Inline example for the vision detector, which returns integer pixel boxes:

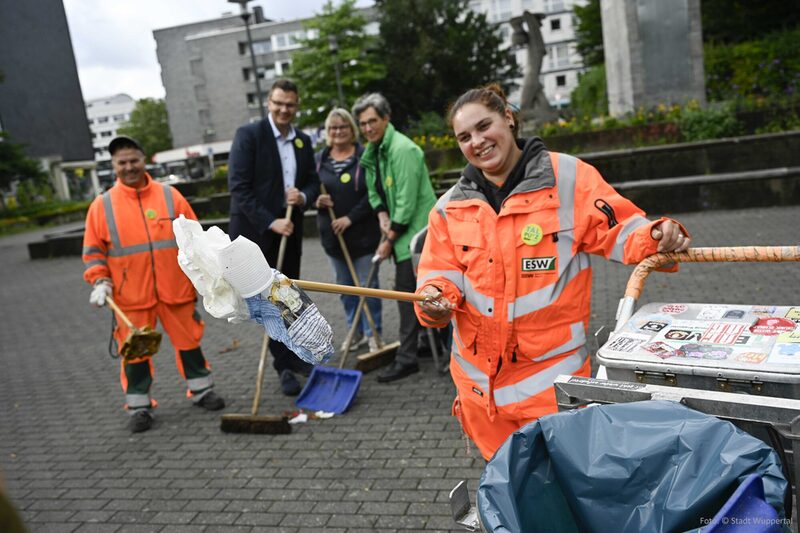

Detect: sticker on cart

[639,320,669,333]
[768,344,800,365]
[752,306,777,317]
[661,329,702,342]
[722,309,747,320]
[735,351,769,364]
[785,308,800,323]
[641,341,675,359]
[700,322,748,345]
[660,304,688,315]
[777,330,800,344]
[675,343,732,360]
[778,344,800,356]
[750,317,796,336]
[696,306,730,320]
[605,333,650,353]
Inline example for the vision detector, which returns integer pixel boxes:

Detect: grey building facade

[0,0,93,162]
[155,8,325,148]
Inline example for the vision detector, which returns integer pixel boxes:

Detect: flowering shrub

[412,134,458,150]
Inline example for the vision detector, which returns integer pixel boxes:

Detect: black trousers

[261,230,313,375]
[394,259,420,366]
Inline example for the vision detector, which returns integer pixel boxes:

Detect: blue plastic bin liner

[477,400,788,533]
[705,474,785,532]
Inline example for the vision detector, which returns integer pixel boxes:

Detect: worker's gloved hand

[90,279,112,307]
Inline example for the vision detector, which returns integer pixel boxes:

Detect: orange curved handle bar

[625,246,800,300]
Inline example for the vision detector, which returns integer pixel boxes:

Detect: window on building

[274,31,305,51]
[247,92,269,107]
[195,85,208,102]
[100,131,113,137]
[97,116,109,123]
[550,18,561,31]
[250,39,272,55]
[190,58,203,76]
[544,0,565,13]
[112,114,126,121]
[556,74,567,87]
[547,44,570,69]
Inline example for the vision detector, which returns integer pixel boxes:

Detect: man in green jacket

[353,93,437,383]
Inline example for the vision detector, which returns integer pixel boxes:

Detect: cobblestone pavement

[1,205,799,532]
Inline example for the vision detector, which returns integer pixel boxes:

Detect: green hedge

[705,27,800,102]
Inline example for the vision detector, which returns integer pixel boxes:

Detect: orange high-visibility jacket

[82,174,197,310]
[415,150,686,422]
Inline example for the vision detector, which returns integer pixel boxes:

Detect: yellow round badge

[145,208,157,220]
[385,176,393,188]
[340,172,351,184]
[521,223,543,246]
[294,138,304,149]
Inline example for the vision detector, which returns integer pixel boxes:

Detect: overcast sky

[62,0,373,102]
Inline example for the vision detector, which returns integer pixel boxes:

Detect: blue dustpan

[295,366,362,414]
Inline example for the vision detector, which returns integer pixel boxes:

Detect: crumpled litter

[173,216,334,365]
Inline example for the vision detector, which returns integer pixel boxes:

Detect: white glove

[217,236,275,298]
[90,280,112,307]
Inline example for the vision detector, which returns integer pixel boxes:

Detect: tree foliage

[705,27,800,101]
[289,0,386,127]
[117,98,172,160]
[570,65,607,117]
[702,0,800,44]
[373,0,519,128]
[573,0,603,67]
[0,132,47,192]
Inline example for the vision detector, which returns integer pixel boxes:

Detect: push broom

[220,206,295,434]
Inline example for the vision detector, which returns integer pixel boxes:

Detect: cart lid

[597,303,800,377]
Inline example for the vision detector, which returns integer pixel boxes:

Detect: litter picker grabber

[220,205,295,434]
[106,297,162,360]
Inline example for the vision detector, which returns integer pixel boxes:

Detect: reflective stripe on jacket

[415,150,686,421]
[82,174,197,310]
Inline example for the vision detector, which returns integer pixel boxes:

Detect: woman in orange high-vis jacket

[414,86,691,460]
[83,136,225,433]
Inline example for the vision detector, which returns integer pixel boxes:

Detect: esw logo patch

[521,257,556,271]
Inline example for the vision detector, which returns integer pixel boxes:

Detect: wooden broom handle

[625,246,800,300]
[276,205,293,270]
[288,278,426,303]
[106,297,134,329]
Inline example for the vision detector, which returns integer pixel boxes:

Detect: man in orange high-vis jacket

[83,136,225,433]
[415,149,689,460]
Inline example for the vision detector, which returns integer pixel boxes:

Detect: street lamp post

[229,0,265,119]
[327,35,345,108]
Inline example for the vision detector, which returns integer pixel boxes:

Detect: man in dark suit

[227,79,320,396]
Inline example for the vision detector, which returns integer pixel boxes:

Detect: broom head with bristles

[120,327,162,361]
[219,413,292,434]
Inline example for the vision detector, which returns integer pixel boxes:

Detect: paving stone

[5,207,800,531]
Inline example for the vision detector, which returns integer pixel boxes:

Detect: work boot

[377,361,419,383]
[280,369,301,396]
[195,390,226,411]
[129,409,154,433]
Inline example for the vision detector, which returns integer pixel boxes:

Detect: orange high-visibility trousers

[455,357,591,461]
[114,300,210,409]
